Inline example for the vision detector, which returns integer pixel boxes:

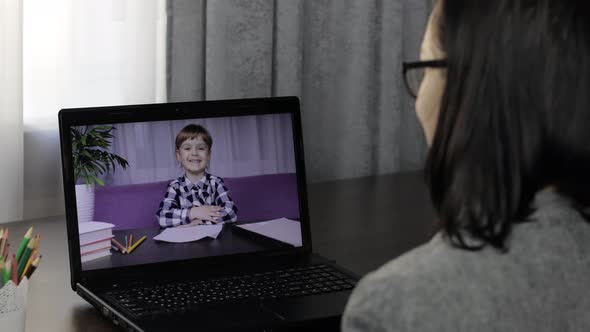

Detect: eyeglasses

[402,60,447,98]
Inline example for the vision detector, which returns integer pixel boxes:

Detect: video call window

[72,113,302,271]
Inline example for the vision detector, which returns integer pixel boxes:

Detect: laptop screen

[70,112,303,271]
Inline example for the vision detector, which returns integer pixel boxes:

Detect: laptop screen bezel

[58,97,312,289]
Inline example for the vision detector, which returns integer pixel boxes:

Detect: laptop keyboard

[105,264,357,317]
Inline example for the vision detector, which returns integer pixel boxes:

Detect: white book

[80,237,114,255]
[78,221,114,246]
[81,247,112,263]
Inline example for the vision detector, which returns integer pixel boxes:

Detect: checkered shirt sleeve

[213,177,238,223]
[156,179,192,228]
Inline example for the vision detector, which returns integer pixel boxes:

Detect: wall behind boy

[167,0,433,182]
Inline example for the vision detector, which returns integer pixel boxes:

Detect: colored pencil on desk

[125,235,128,250]
[25,255,41,280]
[15,226,33,262]
[17,236,35,278]
[127,236,146,254]
[20,250,37,281]
[128,234,133,251]
[111,238,127,254]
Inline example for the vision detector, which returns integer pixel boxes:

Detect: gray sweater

[342,191,590,332]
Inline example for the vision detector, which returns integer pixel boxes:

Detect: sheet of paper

[236,218,302,247]
[153,224,223,243]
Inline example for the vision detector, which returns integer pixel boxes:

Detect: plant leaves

[94,176,105,186]
[72,124,128,183]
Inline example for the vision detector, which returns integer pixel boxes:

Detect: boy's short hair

[175,124,212,151]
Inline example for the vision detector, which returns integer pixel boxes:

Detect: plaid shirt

[156,173,238,228]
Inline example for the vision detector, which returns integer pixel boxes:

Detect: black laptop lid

[58,97,312,289]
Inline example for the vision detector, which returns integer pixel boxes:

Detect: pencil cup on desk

[0,277,28,332]
[0,226,42,332]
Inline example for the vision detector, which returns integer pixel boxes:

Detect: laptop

[58,97,358,331]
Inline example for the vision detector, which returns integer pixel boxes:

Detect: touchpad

[178,302,282,328]
[264,292,350,320]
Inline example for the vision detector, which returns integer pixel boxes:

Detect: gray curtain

[167,0,433,182]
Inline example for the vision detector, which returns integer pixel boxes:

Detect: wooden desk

[3,171,435,331]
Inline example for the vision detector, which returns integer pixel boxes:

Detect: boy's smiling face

[176,135,211,179]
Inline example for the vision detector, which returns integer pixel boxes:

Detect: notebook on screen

[59,97,358,332]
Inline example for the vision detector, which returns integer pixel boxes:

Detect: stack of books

[79,222,114,263]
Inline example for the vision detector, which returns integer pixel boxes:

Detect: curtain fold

[167,0,433,182]
[0,0,24,224]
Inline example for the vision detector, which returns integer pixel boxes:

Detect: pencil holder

[0,278,28,332]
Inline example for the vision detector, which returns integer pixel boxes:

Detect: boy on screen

[156,124,238,228]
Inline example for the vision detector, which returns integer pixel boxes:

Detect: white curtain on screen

[21,0,167,220]
[0,0,24,224]
[101,114,297,186]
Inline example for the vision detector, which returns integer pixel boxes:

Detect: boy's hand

[189,206,224,223]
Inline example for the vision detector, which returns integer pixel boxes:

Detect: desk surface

[83,224,293,270]
[3,171,436,332]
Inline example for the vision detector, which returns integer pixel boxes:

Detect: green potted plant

[71,125,129,223]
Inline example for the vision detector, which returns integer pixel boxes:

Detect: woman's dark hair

[427,0,590,250]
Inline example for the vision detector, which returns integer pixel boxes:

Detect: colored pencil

[20,250,37,281]
[0,259,4,288]
[111,238,127,254]
[0,229,8,259]
[128,234,133,251]
[17,236,35,277]
[33,233,41,251]
[127,236,146,254]
[3,243,9,262]
[1,257,10,284]
[15,227,33,262]
[25,255,41,280]
[11,253,17,284]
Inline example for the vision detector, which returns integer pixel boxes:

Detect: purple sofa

[93,173,300,230]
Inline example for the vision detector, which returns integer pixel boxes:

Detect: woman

[342,0,590,331]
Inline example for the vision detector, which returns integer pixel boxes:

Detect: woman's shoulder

[358,233,483,285]
[342,234,505,331]
[346,191,590,305]
[342,193,590,331]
